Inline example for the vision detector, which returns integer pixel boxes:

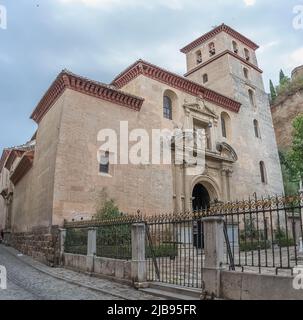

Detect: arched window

[243,68,249,79]
[253,119,260,138]
[163,96,172,120]
[203,73,208,83]
[248,89,255,107]
[196,50,202,64]
[232,41,238,54]
[209,42,216,56]
[244,48,250,61]
[259,161,267,184]
[99,151,109,174]
[221,112,231,139]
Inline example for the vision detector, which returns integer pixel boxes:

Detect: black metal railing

[145,213,205,289]
[96,223,132,260]
[64,227,88,255]
[211,194,303,274]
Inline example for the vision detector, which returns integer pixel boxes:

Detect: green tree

[279,69,286,84]
[95,188,121,220]
[286,115,303,184]
[269,79,277,102]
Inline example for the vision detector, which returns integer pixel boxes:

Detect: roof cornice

[30,70,145,124]
[111,60,241,113]
[10,151,35,185]
[180,24,259,54]
[0,149,11,173]
[5,149,26,171]
[184,50,263,77]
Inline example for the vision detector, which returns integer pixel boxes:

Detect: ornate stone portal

[172,98,238,213]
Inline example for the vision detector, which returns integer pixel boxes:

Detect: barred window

[163,96,172,120]
[99,151,109,174]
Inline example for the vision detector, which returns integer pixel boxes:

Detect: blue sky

[0,0,303,151]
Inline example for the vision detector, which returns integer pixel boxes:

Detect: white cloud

[258,40,279,53]
[58,0,189,10]
[287,47,303,69]
[243,0,256,6]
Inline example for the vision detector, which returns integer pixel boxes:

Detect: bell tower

[180,24,284,198]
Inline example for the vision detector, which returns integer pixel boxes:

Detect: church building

[0,24,284,234]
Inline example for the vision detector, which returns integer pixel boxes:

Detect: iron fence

[96,223,132,260]
[64,227,88,255]
[63,193,303,283]
[145,213,205,289]
[211,194,303,275]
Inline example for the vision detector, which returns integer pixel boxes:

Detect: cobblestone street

[0,245,160,300]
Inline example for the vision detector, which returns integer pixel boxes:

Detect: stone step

[140,288,199,300]
[140,283,202,300]
[150,282,202,298]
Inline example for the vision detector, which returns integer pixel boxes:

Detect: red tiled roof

[30,70,145,124]
[10,151,35,185]
[111,59,241,113]
[180,24,259,54]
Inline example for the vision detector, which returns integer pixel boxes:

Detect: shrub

[239,240,271,252]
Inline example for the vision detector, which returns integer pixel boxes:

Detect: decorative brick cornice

[5,149,26,171]
[10,151,35,185]
[184,50,263,77]
[112,60,241,113]
[180,23,259,54]
[0,149,11,173]
[30,70,145,124]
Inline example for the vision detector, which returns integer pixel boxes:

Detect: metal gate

[145,214,205,288]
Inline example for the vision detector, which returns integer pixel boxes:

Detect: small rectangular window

[99,151,109,174]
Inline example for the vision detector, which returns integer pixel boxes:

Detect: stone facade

[0,24,284,243]
[271,65,303,151]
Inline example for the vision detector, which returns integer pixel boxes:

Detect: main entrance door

[192,184,210,248]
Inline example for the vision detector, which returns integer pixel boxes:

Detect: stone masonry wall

[7,226,60,266]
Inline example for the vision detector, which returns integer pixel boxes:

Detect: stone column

[202,216,225,298]
[59,228,66,266]
[87,227,97,273]
[131,223,147,288]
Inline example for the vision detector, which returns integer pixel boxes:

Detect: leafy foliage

[285,115,303,182]
[279,150,300,195]
[95,188,121,220]
[269,79,277,101]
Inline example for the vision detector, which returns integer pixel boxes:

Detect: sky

[0,0,303,151]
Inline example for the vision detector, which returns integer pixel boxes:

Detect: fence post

[87,227,97,274]
[59,228,66,266]
[131,223,148,288]
[202,216,225,298]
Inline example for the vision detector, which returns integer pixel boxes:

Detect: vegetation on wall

[269,69,303,105]
[94,188,122,220]
[279,114,303,194]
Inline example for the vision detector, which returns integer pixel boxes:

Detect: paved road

[0,245,159,300]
